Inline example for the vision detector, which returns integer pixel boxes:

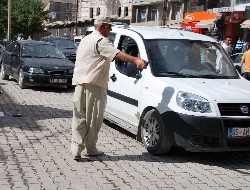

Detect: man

[216,36,232,74]
[235,37,243,53]
[71,16,147,160]
[222,36,233,56]
[239,49,250,80]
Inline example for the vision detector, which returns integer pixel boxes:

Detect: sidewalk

[1,79,250,190]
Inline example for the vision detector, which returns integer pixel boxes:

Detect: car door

[106,30,148,126]
[11,43,21,79]
[2,42,16,76]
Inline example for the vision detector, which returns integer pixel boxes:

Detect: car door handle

[110,74,117,82]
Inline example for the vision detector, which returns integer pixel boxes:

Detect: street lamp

[7,0,12,43]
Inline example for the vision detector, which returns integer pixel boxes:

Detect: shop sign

[211,7,235,13]
[181,23,201,34]
[184,11,216,23]
[224,12,243,24]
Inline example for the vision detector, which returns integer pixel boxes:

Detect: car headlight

[28,68,44,74]
[176,91,211,113]
[68,69,74,74]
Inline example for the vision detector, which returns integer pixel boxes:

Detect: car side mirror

[127,62,137,77]
[11,52,19,57]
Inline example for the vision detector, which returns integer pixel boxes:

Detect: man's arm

[115,51,147,69]
[239,58,245,68]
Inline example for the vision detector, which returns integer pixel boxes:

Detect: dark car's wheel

[141,109,172,155]
[1,63,9,80]
[18,69,27,89]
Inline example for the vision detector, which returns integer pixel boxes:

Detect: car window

[146,39,239,78]
[51,38,77,49]
[115,35,138,77]
[85,30,116,44]
[6,42,17,53]
[234,54,243,63]
[22,44,66,58]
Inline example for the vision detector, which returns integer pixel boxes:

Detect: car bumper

[161,111,250,152]
[23,73,73,86]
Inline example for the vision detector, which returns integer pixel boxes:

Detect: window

[90,8,93,18]
[96,7,100,16]
[140,10,146,22]
[151,9,157,21]
[116,36,139,77]
[124,7,128,17]
[117,7,121,17]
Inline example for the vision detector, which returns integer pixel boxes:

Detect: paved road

[1,78,250,190]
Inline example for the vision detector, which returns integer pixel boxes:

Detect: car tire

[1,63,9,80]
[141,109,172,155]
[18,69,27,89]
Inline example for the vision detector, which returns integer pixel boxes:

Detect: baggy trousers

[71,83,107,155]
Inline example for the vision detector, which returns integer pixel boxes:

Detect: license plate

[228,128,250,137]
[49,79,67,83]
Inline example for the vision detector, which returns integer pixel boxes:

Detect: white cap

[94,16,112,25]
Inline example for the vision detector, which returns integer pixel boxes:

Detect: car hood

[59,48,76,54]
[22,57,74,69]
[159,78,250,101]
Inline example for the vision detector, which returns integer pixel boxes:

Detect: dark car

[230,53,244,75]
[0,40,74,89]
[40,36,77,62]
[0,43,5,60]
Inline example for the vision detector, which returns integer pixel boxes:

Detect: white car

[88,25,250,155]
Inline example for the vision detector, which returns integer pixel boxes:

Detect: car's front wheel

[1,63,9,80]
[141,109,172,155]
[18,69,27,89]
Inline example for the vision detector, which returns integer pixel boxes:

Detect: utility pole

[162,0,168,26]
[7,0,11,43]
[75,0,78,36]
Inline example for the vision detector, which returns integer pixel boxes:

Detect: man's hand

[135,54,148,69]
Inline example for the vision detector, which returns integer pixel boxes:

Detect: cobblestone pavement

[1,78,250,190]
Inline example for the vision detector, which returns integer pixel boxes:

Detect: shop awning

[241,20,250,29]
[166,20,183,28]
[195,19,215,29]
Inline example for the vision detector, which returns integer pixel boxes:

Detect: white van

[87,25,250,155]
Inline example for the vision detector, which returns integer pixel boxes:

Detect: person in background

[71,16,147,161]
[222,36,233,56]
[239,49,250,80]
[216,36,233,74]
[242,39,249,53]
[235,37,243,53]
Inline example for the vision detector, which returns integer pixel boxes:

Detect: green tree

[0,0,48,40]
[12,0,48,39]
[0,0,8,40]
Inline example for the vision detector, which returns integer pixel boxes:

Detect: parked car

[0,40,74,89]
[0,43,5,60]
[40,36,77,62]
[96,24,250,155]
[230,53,244,75]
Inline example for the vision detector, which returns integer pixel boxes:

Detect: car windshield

[146,39,239,79]
[21,44,66,59]
[51,38,77,49]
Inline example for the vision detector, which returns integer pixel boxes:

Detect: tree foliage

[0,0,48,40]
[0,0,8,40]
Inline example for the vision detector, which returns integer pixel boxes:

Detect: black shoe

[74,155,81,161]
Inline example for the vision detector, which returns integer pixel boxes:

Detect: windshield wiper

[157,72,199,78]
[198,74,233,79]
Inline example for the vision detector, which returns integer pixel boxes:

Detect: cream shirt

[72,30,120,89]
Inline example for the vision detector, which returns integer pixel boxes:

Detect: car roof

[17,40,53,45]
[86,25,217,42]
[125,26,217,42]
[42,36,71,40]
